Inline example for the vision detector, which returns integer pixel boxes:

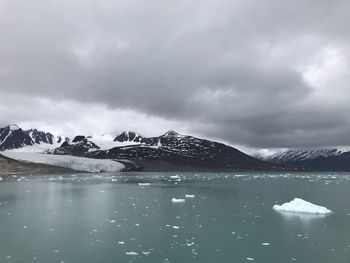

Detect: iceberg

[273,198,332,214]
[171,198,185,203]
[2,151,125,173]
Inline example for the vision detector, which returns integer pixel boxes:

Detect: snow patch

[273,198,332,214]
[89,135,140,150]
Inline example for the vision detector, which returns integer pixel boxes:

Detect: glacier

[2,151,125,173]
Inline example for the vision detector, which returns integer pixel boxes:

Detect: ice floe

[185,194,195,198]
[171,198,185,203]
[273,198,332,214]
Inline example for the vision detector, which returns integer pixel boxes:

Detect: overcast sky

[0,0,349,151]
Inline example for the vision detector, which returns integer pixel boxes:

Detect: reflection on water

[0,172,350,263]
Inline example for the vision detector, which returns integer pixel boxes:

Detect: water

[1,172,350,263]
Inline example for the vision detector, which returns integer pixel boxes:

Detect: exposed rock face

[28,129,54,144]
[49,135,100,156]
[0,125,34,151]
[114,131,143,143]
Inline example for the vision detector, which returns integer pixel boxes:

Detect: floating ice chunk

[171,198,185,203]
[126,252,138,256]
[261,243,270,246]
[118,241,125,244]
[172,226,179,229]
[138,183,151,186]
[273,198,332,214]
[246,258,255,261]
[185,194,195,198]
[170,175,181,179]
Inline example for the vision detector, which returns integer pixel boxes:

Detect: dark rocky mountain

[114,131,143,142]
[28,129,54,144]
[51,130,278,171]
[49,135,100,156]
[57,136,70,144]
[0,125,34,151]
[0,124,60,151]
[259,148,350,171]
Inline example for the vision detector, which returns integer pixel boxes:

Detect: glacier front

[2,151,125,173]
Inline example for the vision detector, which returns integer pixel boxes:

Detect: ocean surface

[0,172,350,263]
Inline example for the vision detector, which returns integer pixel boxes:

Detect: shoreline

[0,153,80,177]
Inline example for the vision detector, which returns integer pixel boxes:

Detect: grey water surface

[0,172,350,263]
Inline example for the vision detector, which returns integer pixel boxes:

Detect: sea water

[0,172,350,263]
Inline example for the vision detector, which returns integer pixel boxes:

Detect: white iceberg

[273,198,332,214]
[2,151,125,173]
[185,194,195,198]
[171,198,185,203]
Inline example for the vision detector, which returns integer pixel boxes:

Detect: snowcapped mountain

[114,131,143,142]
[51,130,276,171]
[0,124,65,151]
[0,125,34,151]
[49,135,100,156]
[28,129,55,144]
[260,148,350,171]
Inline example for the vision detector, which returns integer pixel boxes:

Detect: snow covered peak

[8,124,20,131]
[161,130,181,137]
[114,131,142,142]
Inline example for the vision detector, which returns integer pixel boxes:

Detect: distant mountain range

[259,148,350,171]
[1,124,350,171]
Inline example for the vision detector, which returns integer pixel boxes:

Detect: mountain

[49,135,100,156]
[260,148,350,171]
[0,125,34,151]
[0,124,62,151]
[114,131,143,143]
[28,129,55,144]
[51,130,277,171]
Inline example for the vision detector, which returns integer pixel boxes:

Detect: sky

[0,0,349,152]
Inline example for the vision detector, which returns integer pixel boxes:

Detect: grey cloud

[0,0,350,148]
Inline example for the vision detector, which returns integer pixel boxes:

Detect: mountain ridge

[259,147,350,171]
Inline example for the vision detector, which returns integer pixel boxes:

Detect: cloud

[0,94,189,137]
[0,0,349,149]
